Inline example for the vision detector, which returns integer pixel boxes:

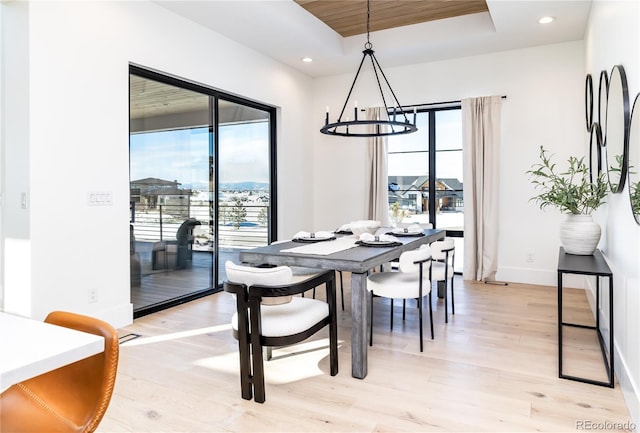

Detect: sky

[129,122,270,188]
[388,109,463,182]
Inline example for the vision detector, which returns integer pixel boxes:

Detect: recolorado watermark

[576,419,636,431]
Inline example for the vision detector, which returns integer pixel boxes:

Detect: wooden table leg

[350,271,368,379]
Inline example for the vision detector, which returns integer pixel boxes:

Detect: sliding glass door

[129,67,276,317]
[217,100,273,287]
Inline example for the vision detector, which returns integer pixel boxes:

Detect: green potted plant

[631,180,640,220]
[527,146,608,255]
[389,201,408,227]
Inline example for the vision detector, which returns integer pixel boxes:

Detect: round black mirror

[604,65,630,193]
[598,70,609,136]
[628,94,640,224]
[585,74,593,131]
[590,122,603,184]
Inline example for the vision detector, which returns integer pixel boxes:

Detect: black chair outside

[152,218,201,270]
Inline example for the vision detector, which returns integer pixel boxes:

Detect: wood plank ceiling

[294,0,489,37]
[129,75,209,120]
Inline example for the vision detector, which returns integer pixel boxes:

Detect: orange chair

[0,311,119,433]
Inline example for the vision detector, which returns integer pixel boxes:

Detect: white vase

[559,214,601,255]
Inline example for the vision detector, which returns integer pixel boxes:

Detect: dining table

[238,227,445,379]
[0,312,105,392]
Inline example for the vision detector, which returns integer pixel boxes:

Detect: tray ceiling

[153,0,593,77]
[294,0,489,37]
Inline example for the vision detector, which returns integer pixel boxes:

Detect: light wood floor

[100,276,633,432]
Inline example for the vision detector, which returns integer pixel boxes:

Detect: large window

[129,66,276,317]
[388,107,463,271]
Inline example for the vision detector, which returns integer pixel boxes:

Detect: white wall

[312,41,586,287]
[585,0,640,424]
[1,1,316,327]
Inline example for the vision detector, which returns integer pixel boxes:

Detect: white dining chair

[366,246,434,352]
[382,222,433,272]
[428,238,456,323]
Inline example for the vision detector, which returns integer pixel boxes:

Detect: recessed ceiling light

[301,57,313,63]
[538,16,555,24]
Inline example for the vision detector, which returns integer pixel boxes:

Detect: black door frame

[129,64,277,317]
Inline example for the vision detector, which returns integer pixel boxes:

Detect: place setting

[356,233,402,247]
[292,231,336,243]
[385,223,425,237]
[335,220,381,236]
[334,225,353,235]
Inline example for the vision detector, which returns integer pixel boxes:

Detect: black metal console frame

[557,247,614,387]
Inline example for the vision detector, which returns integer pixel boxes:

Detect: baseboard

[94,302,133,329]
[617,350,640,429]
[496,266,586,288]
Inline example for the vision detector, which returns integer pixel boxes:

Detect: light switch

[88,191,113,206]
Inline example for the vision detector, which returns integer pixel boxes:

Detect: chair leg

[330,282,339,376]
[390,298,394,330]
[251,337,266,403]
[324,276,338,376]
[249,304,266,403]
[429,292,434,339]
[451,276,455,315]
[402,299,406,320]
[238,339,252,400]
[418,296,424,352]
[369,291,374,347]
[265,347,273,361]
[339,271,344,311]
[444,279,449,324]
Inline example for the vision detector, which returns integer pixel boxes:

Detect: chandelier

[320,0,418,138]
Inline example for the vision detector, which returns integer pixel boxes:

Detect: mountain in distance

[220,182,269,191]
[181,181,269,191]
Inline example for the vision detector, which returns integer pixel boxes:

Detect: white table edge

[0,312,105,392]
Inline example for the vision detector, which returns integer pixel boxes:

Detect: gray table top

[239,229,445,274]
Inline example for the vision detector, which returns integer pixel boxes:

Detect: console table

[557,247,614,387]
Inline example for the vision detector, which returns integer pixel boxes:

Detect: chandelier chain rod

[368,54,392,127]
[370,52,412,124]
[366,0,371,46]
[336,51,369,122]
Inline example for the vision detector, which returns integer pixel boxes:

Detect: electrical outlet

[88,287,98,303]
[526,252,535,263]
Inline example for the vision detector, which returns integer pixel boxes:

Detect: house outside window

[388,107,463,272]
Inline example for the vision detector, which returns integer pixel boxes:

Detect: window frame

[388,105,462,236]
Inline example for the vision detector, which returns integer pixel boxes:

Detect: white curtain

[462,96,502,281]
[365,107,392,226]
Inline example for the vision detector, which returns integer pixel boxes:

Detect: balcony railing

[131,201,269,250]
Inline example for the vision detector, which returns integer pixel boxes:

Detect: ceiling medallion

[320,0,417,138]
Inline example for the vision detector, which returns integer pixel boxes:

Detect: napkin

[391,223,423,234]
[337,223,352,232]
[359,233,399,243]
[293,230,334,239]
